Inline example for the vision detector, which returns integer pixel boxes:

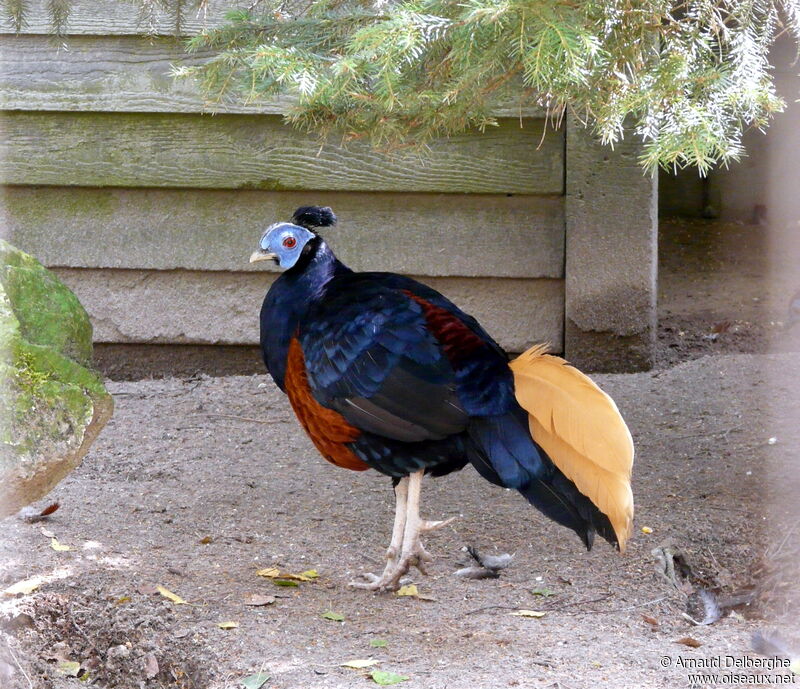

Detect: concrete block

[53,268,564,354]
[565,116,657,371]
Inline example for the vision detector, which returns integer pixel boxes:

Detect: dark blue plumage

[256,211,617,550]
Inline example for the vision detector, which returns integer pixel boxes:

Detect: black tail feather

[467,408,618,550]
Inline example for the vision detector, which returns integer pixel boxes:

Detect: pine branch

[3,0,798,170]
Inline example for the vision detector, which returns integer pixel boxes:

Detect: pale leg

[350,478,408,589]
[382,478,409,575]
[393,469,455,579]
[351,470,454,592]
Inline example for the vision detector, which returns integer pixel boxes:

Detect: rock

[107,644,130,659]
[0,239,113,517]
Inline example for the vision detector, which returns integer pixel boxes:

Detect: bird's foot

[349,535,437,591]
[349,571,403,592]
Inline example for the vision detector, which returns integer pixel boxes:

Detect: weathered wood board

[0,0,240,35]
[0,35,545,118]
[2,187,564,279]
[0,111,564,194]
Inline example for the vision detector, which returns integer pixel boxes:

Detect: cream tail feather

[509,344,634,551]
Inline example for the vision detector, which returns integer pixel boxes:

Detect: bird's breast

[284,337,371,472]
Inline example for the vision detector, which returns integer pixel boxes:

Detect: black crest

[291,206,337,231]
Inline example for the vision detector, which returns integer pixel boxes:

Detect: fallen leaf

[199,536,213,545]
[321,611,344,622]
[371,670,409,685]
[243,594,276,607]
[115,596,131,605]
[241,671,270,689]
[642,614,659,627]
[256,566,318,582]
[51,537,71,552]
[281,572,317,582]
[57,660,81,677]
[530,588,554,597]
[144,653,159,679]
[272,579,299,587]
[341,658,380,669]
[509,610,546,618]
[641,526,654,534]
[676,637,702,648]
[370,639,388,648]
[218,621,239,630]
[156,586,187,605]
[4,577,41,596]
[393,584,435,601]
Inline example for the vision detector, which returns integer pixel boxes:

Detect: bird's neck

[287,238,347,300]
[260,238,349,390]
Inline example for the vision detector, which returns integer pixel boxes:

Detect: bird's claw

[348,570,405,592]
[419,516,456,533]
[349,539,433,591]
[349,572,384,590]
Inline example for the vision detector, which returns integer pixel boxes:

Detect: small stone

[144,653,159,679]
[107,644,130,659]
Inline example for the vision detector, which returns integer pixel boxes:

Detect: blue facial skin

[251,222,317,270]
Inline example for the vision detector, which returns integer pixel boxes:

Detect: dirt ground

[2,219,800,689]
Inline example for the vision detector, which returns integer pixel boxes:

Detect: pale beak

[250,250,277,264]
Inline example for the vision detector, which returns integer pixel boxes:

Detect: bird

[250,206,634,591]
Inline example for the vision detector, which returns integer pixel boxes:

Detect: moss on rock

[0,239,93,366]
[1,240,113,517]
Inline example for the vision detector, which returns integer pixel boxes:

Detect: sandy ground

[2,219,800,689]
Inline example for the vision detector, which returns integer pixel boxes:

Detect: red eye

[282,236,297,249]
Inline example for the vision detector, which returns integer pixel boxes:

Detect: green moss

[13,347,52,397]
[17,339,107,401]
[0,238,93,366]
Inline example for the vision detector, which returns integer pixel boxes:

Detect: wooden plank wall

[0,1,567,354]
